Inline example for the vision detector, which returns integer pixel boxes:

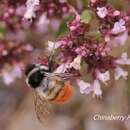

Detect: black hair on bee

[25,64,49,89]
[25,44,55,89]
[25,64,36,76]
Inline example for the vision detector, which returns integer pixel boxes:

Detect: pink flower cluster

[0,2,27,31]
[24,0,70,21]
[51,11,130,96]
[90,0,130,46]
[0,2,19,30]
[0,40,33,85]
[23,0,75,33]
[24,0,40,21]
[1,0,130,93]
[40,0,70,18]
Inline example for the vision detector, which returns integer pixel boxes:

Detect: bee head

[25,63,48,89]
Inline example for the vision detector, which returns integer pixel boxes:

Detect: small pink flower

[16,6,26,16]
[97,71,110,84]
[111,31,128,47]
[97,7,108,18]
[77,79,93,94]
[2,65,22,86]
[114,67,128,80]
[54,63,69,73]
[24,44,33,51]
[124,16,129,21]
[75,46,87,57]
[92,80,102,96]
[91,0,97,3]
[115,52,130,65]
[24,8,36,20]
[26,0,40,7]
[3,71,14,86]
[24,0,40,20]
[50,18,60,31]
[48,41,55,51]
[113,10,120,16]
[68,15,81,31]
[69,55,82,70]
[77,79,102,96]
[70,26,77,31]
[59,0,67,3]
[36,13,50,32]
[55,55,82,72]
[105,36,110,42]
[111,19,126,34]
[75,15,81,22]
[48,41,60,51]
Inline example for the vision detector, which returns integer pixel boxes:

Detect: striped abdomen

[36,77,73,104]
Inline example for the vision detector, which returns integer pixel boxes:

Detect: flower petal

[111,31,128,47]
[115,52,130,65]
[2,65,22,86]
[24,0,40,20]
[36,13,50,31]
[97,71,110,84]
[114,67,128,80]
[93,80,102,96]
[48,41,61,51]
[77,79,92,94]
[24,8,36,20]
[111,19,126,34]
[54,63,69,73]
[69,55,82,70]
[97,7,108,18]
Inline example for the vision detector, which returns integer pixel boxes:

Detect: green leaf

[56,16,74,37]
[81,0,88,7]
[87,30,102,41]
[56,21,69,37]
[0,23,6,34]
[0,23,6,39]
[81,10,92,24]
[108,0,123,9]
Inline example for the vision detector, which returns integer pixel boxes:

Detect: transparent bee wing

[44,72,76,80]
[53,73,74,80]
[54,73,76,79]
[33,90,53,124]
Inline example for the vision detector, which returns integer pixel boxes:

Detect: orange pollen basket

[52,82,73,104]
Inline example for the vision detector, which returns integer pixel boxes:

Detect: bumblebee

[25,58,74,123]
